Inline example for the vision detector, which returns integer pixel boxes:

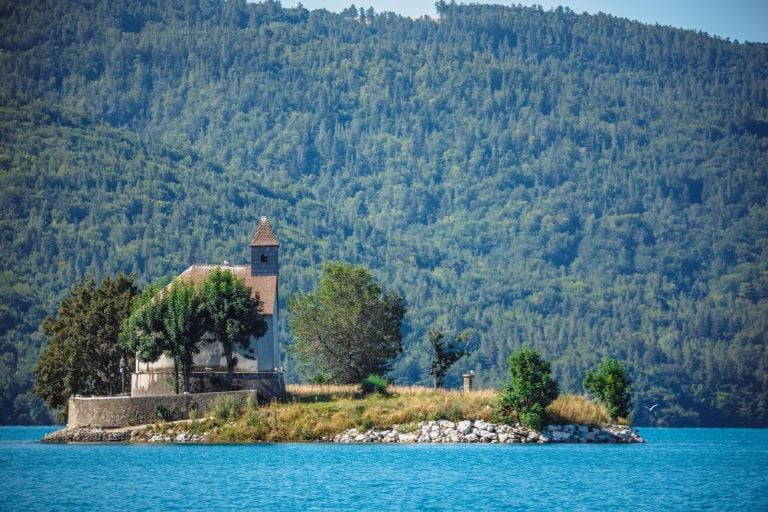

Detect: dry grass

[286,383,359,402]
[208,386,497,442]
[197,385,613,442]
[546,394,609,425]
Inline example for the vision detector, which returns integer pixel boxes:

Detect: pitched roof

[250,216,279,247]
[177,265,277,315]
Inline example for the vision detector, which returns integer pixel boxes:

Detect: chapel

[130,216,285,399]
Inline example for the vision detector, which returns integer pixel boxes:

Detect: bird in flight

[643,403,659,412]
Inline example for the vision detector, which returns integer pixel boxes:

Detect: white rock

[457,420,473,434]
[480,430,496,440]
[399,432,417,443]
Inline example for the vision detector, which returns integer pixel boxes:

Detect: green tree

[119,282,167,369]
[288,262,405,384]
[428,329,471,389]
[583,358,632,422]
[493,348,559,431]
[163,279,208,393]
[198,268,267,390]
[34,273,137,419]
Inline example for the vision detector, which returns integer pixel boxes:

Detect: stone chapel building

[130,216,285,400]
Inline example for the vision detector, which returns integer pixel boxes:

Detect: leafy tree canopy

[493,348,559,432]
[584,358,632,421]
[288,262,405,384]
[198,268,267,389]
[120,278,208,394]
[34,273,137,419]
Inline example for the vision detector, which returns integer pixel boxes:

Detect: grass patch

[286,383,359,403]
[207,386,496,442]
[546,394,609,426]
[211,394,243,422]
[150,387,615,442]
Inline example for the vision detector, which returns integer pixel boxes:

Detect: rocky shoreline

[43,419,642,444]
[333,420,642,444]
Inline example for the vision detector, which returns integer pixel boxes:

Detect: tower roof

[250,216,279,247]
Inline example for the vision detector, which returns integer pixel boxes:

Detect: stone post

[462,372,475,392]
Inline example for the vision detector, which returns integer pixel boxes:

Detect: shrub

[212,395,242,421]
[583,358,632,422]
[155,405,174,422]
[493,348,559,432]
[360,374,388,396]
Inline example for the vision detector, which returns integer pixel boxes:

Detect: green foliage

[121,270,264,393]
[211,395,242,422]
[120,279,205,394]
[361,374,389,396]
[198,268,267,389]
[154,405,175,422]
[0,1,766,425]
[494,348,559,432]
[33,273,137,417]
[584,359,632,421]
[428,330,471,389]
[288,262,405,384]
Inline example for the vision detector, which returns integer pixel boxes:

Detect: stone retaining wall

[67,390,258,428]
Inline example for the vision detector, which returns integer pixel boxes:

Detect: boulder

[457,420,473,435]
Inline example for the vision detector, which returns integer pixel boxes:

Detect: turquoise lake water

[1,427,767,511]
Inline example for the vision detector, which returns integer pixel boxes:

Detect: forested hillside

[1,0,766,426]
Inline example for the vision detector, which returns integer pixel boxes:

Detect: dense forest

[1,0,766,426]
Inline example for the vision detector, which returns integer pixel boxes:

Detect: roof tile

[177,265,277,315]
[250,216,279,247]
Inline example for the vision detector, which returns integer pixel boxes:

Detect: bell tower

[250,216,279,276]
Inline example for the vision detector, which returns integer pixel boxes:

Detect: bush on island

[361,374,389,396]
[493,348,559,432]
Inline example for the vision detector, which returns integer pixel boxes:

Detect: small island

[44,384,642,444]
[38,218,641,445]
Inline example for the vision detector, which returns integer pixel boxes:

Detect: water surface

[1,427,766,511]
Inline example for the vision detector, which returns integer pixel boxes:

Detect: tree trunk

[224,347,234,390]
[172,356,180,394]
[183,365,190,393]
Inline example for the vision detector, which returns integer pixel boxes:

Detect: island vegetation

[288,262,405,383]
[195,384,616,443]
[1,0,767,427]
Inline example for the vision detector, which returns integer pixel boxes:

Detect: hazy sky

[285,1,768,43]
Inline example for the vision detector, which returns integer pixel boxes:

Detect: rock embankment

[43,425,209,444]
[44,420,642,444]
[43,427,132,443]
[333,420,643,444]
